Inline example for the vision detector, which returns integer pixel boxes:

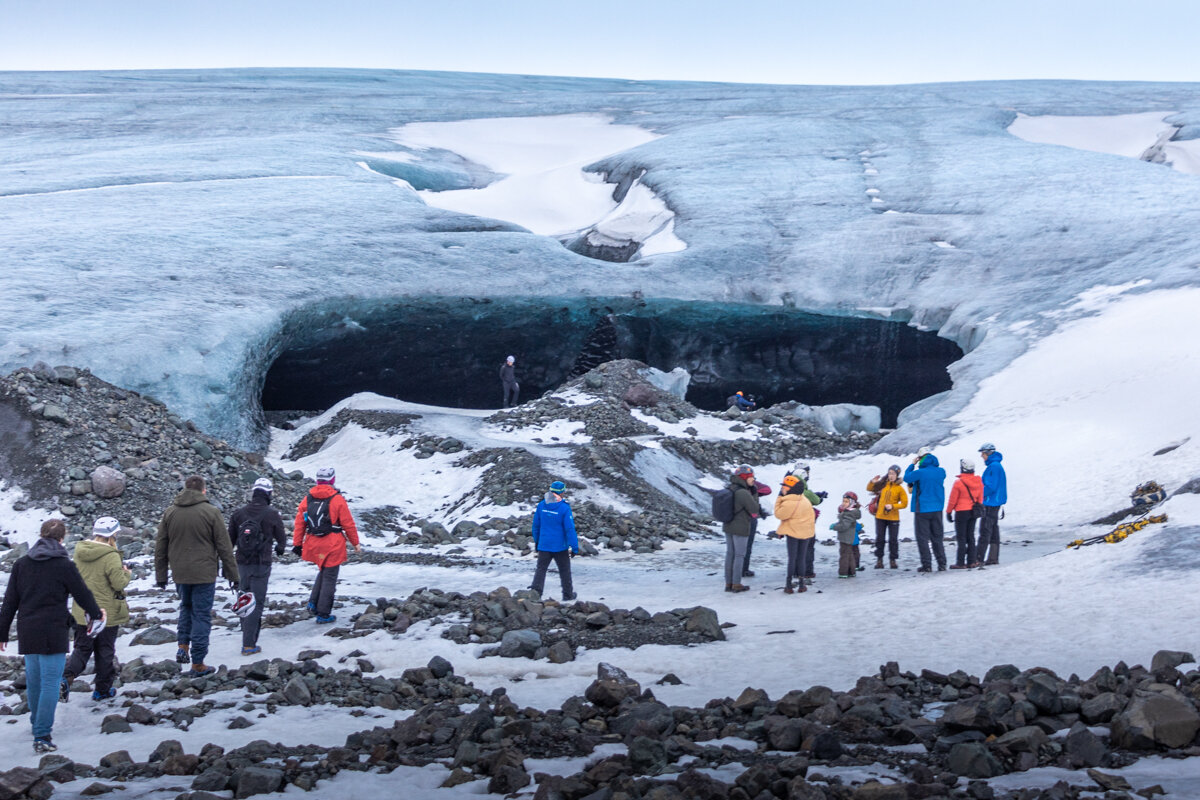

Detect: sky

[1,0,1197,85]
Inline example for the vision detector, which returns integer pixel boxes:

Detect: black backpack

[712,488,735,524]
[304,491,342,537]
[236,513,266,556]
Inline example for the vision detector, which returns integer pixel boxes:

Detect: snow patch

[1009,110,1200,175]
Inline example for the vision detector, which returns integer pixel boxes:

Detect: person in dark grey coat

[722,466,763,593]
[228,478,288,656]
[0,519,103,753]
[499,355,519,407]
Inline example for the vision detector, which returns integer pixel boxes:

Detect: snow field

[1008,110,1200,175]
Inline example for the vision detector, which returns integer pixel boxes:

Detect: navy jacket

[0,538,101,655]
[904,455,947,514]
[228,492,289,565]
[982,451,1008,506]
[532,494,579,553]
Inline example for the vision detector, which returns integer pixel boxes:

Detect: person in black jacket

[500,355,519,408]
[228,478,288,656]
[0,519,103,753]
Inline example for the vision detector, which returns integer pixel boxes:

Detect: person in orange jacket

[946,458,984,569]
[292,466,360,624]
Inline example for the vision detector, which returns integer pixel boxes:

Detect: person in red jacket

[292,467,360,624]
[946,458,984,569]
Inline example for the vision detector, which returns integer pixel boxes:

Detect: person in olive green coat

[62,517,130,701]
[154,475,239,675]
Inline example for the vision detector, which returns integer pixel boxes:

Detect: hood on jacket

[28,537,69,561]
[174,488,210,507]
[74,539,120,563]
[920,454,941,468]
[986,451,1003,465]
[543,492,567,505]
[308,484,340,500]
[731,475,754,491]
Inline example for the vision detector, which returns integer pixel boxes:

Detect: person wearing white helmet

[227,477,288,656]
[976,443,1008,565]
[293,466,361,624]
[500,355,520,407]
[61,516,131,703]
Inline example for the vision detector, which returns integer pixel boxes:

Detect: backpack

[304,491,343,537]
[964,482,984,520]
[236,513,267,556]
[711,488,735,524]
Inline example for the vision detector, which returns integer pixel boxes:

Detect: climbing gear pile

[1130,481,1166,507]
[1067,513,1168,549]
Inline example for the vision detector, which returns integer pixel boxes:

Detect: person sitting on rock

[229,477,288,655]
[530,480,578,601]
[727,391,756,411]
[293,467,361,625]
[62,516,130,702]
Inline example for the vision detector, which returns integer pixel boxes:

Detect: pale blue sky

[2,0,1196,84]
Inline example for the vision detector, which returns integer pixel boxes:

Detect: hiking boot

[874,559,884,569]
[742,570,755,578]
[797,583,807,593]
[176,645,190,664]
[190,664,217,677]
[985,559,999,566]
[562,592,577,602]
[837,575,850,579]
[950,564,968,570]
[59,679,70,703]
[316,615,337,624]
[731,584,750,593]
[33,738,57,753]
[916,566,932,573]
[937,564,947,572]
[92,688,117,701]
[889,560,898,569]
[306,602,316,614]
[783,586,794,594]
[804,577,814,585]
[968,562,982,568]
[241,646,262,656]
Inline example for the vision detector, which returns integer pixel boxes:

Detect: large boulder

[947,742,1004,778]
[89,466,127,499]
[1151,650,1196,672]
[130,625,176,646]
[497,629,541,659]
[1111,692,1200,750]
[585,663,641,708]
[683,606,724,641]
[234,767,283,799]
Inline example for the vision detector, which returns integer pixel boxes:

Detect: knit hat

[549,480,566,495]
[735,465,754,479]
[978,442,996,453]
[888,464,901,475]
[316,466,335,483]
[960,457,975,473]
[252,477,274,495]
[92,516,121,538]
[843,491,859,503]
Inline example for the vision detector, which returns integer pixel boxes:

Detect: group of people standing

[721,443,1008,591]
[0,467,360,753]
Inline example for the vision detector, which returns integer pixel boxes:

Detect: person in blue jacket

[976,443,1008,565]
[530,480,579,601]
[904,448,947,573]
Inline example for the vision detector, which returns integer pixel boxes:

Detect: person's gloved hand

[946,511,954,523]
[766,531,781,540]
[816,491,828,499]
[292,545,303,557]
[275,545,285,557]
[570,549,578,558]
[156,582,168,590]
[229,580,238,591]
[828,523,836,530]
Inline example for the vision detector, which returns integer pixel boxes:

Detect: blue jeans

[177,582,216,665]
[25,653,66,740]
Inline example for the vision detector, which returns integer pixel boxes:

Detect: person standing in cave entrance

[727,391,756,411]
[293,467,361,624]
[530,480,579,600]
[500,355,520,408]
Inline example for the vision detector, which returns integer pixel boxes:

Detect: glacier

[2,69,1200,449]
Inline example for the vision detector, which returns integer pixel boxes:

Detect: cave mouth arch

[260,297,963,427]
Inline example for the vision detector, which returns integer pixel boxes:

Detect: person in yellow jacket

[62,517,130,702]
[773,474,815,594]
[867,465,909,569]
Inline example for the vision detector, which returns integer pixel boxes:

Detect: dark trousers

[954,514,979,565]
[838,543,857,577]
[803,532,816,577]
[502,382,519,407]
[64,624,119,693]
[177,582,216,665]
[239,563,271,648]
[977,506,1002,563]
[874,518,900,561]
[914,512,946,570]
[785,537,811,588]
[531,550,573,598]
[742,518,758,575]
[309,565,340,617]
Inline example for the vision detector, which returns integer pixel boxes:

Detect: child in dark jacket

[831,492,862,578]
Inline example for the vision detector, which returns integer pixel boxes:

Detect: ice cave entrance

[260,298,962,426]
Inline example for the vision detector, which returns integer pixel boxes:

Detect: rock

[656,673,682,686]
[1065,722,1107,768]
[79,783,118,796]
[487,765,530,794]
[53,366,79,386]
[852,781,908,800]
[498,629,542,659]
[993,725,1048,754]
[732,686,769,711]
[1086,768,1134,792]
[1081,691,1125,723]
[1024,672,1063,714]
[627,736,668,773]
[234,766,284,799]
[683,606,724,641]
[585,663,641,708]
[947,742,1004,778]
[100,714,132,734]
[148,740,184,762]
[98,751,132,769]
[282,676,312,706]
[36,755,75,784]
[126,704,155,726]
[811,731,843,761]
[131,625,177,646]
[1151,650,1196,672]
[191,768,230,792]
[1111,692,1200,749]
[609,701,674,738]
[0,767,42,800]
[88,466,126,499]
[427,655,453,678]
[765,715,805,751]
[42,405,69,424]
[296,649,330,661]
[546,641,575,663]
[983,664,1020,683]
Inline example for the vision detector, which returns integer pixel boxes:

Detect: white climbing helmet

[231,592,257,619]
[92,517,121,538]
